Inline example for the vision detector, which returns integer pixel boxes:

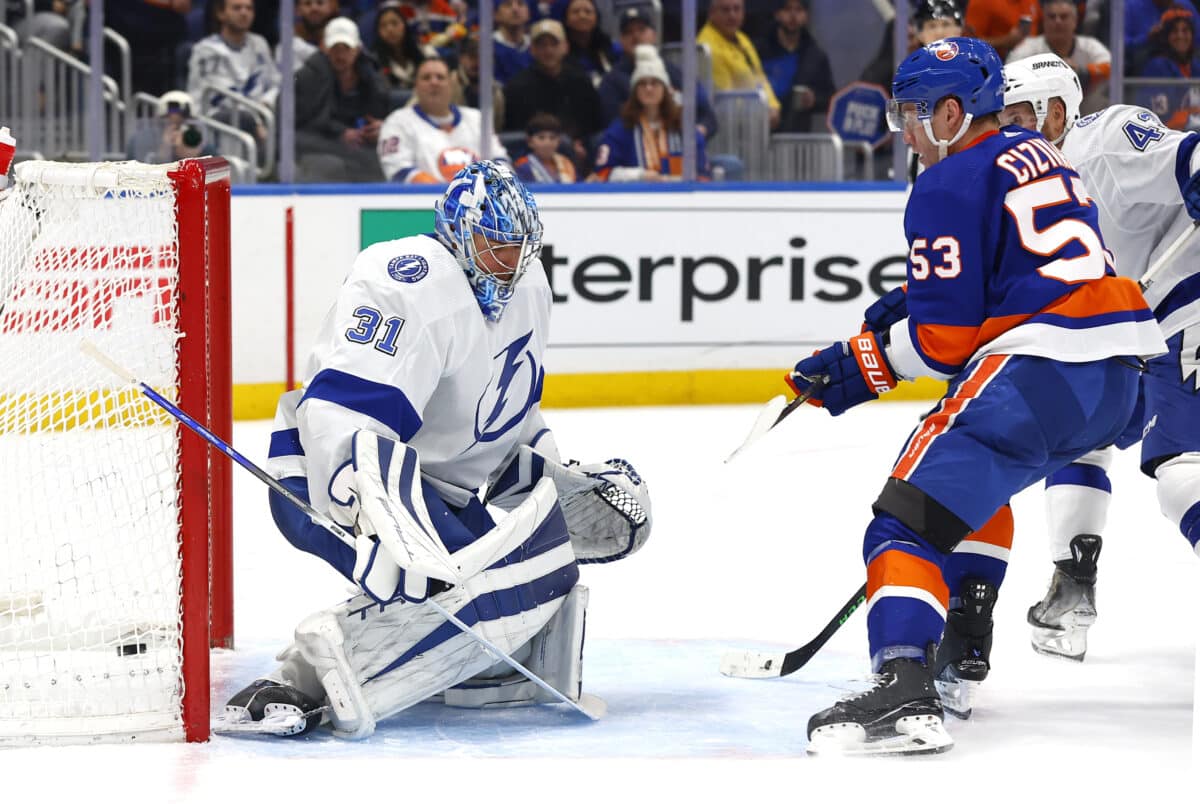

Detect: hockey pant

[860,354,1140,670]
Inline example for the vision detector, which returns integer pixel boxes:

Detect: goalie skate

[1028,535,1100,662]
[213,679,327,737]
[807,656,952,757]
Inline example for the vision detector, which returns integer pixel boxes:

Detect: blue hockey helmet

[887,37,1004,158]
[434,160,544,322]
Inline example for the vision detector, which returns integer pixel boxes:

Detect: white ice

[3,402,1197,799]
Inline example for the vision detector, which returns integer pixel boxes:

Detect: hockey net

[0,158,231,743]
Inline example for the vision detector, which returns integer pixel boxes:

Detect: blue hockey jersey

[886,125,1166,381]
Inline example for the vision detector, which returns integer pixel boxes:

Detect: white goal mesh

[0,161,202,743]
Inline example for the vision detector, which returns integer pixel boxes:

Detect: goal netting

[0,159,231,743]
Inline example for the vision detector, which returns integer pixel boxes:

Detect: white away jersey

[267,233,552,511]
[188,32,281,113]
[377,105,509,183]
[1063,105,1200,338]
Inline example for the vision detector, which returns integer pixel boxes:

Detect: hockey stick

[725,377,828,463]
[1140,220,1200,292]
[719,582,867,679]
[80,341,605,721]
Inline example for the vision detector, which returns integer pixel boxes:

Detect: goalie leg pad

[445,584,589,708]
[284,485,579,737]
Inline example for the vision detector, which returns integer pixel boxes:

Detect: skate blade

[934,677,978,720]
[212,705,329,737]
[1030,626,1088,662]
[807,715,954,757]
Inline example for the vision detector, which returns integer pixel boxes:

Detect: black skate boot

[933,579,998,720]
[215,679,327,737]
[807,650,952,756]
[1028,534,1101,661]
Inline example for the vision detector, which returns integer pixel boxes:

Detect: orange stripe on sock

[892,355,1008,481]
[867,549,949,610]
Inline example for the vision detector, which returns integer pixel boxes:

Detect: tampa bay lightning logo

[387,254,429,283]
[474,330,541,444]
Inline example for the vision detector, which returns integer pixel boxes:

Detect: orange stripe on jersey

[914,315,1026,369]
[962,504,1015,550]
[1036,275,1153,320]
[892,355,1008,481]
[866,549,949,610]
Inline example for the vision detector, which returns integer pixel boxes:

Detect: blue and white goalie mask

[434,161,544,322]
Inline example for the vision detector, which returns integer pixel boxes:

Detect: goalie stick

[719,583,867,679]
[80,341,605,722]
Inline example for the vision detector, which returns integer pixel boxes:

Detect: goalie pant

[266,471,580,737]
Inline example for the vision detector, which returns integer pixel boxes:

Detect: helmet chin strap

[922,113,975,163]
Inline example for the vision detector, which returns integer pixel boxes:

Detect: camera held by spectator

[126,91,214,165]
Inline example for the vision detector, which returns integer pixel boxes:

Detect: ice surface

[2,402,1195,798]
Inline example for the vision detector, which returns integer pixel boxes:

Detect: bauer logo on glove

[786,331,898,417]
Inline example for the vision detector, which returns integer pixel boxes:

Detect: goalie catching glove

[486,445,652,563]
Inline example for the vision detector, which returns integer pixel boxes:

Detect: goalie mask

[434,160,544,322]
[1002,54,1083,145]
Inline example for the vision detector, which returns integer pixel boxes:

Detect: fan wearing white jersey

[218,161,651,738]
[378,57,509,183]
[1000,55,1200,661]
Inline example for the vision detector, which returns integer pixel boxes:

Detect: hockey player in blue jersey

[996,56,1200,664]
[216,161,652,738]
[788,38,1165,756]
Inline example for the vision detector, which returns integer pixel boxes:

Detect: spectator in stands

[591,45,710,182]
[106,0,191,97]
[698,0,781,129]
[494,0,534,84]
[597,5,719,138]
[8,0,83,54]
[915,0,965,44]
[754,0,833,133]
[1126,0,1200,74]
[514,113,577,183]
[292,17,390,182]
[503,19,604,167]
[397,0,466,55]
[188,0,280,152]
[451,32,505,129]
[1008,0,1111,113]
[553,0,617,87]
[126,90,215,165]
[966,0,1038,59]
[1141,7,1200,129]
[860,0,968,90]
[281,0,338,72]
[372,1,427,91]
[378,56,508,183]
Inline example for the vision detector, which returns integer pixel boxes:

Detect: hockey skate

[933,579,997,720]
[807,652,952,757]
[1028,534,1101,661]
[213,679,328,737]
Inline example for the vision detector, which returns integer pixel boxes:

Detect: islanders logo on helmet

[930,40,959,61]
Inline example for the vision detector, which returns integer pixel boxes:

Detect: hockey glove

[862,285,907,334]
[1183,169,1200,220]
[787,331,898,416]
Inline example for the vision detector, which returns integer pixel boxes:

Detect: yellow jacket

[697,23,780,111]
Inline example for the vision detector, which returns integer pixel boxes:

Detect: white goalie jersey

[266,233,553,513]
[1063,105,1200,338]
